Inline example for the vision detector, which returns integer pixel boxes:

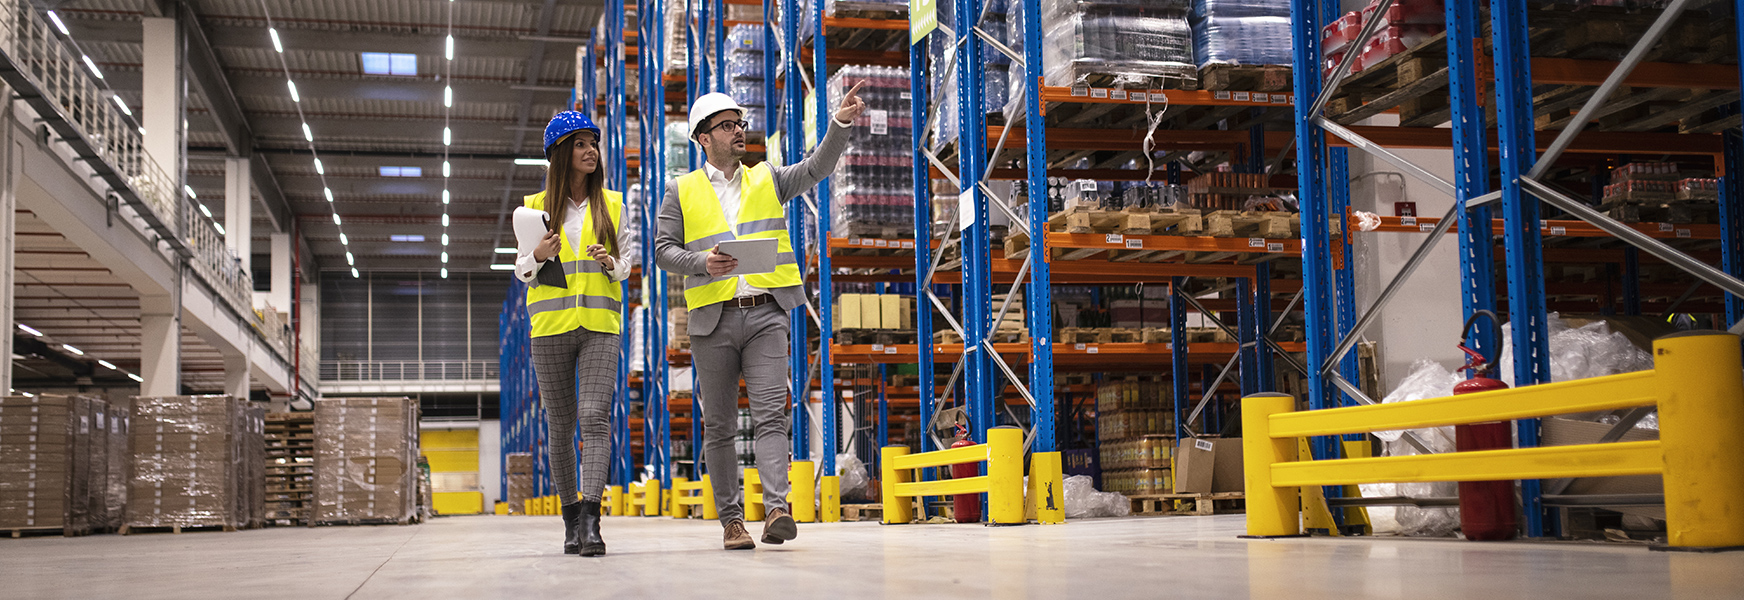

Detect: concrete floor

[2,515,1740,599]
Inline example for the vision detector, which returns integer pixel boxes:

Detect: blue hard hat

[543,111,601,157]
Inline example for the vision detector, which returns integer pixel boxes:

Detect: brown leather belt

[729,294,774,309]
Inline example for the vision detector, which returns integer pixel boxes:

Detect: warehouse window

[379,166,423,177]
[361,52,417,76]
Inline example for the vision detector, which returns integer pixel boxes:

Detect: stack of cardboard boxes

[0,395,127,536]
[313,397,420,525]
[124,395,259,533]
[833,293,916,332]
[505,452,534,515]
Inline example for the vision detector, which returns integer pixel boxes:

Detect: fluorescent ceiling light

[81,55,103,79]
[128,373,144,383]
[495,247,516,254]
[17,324,42,337]
[46,10,69,35]
[513,158,550,166]
[361,52,418,76]
[269,28,283,53]
[113,95,132,115]
[98,359,117,370]
[489,264,514,270]
[62,344,83,356]
[379,166,422,177]
[390,234,426,242]
[351,267,360,278]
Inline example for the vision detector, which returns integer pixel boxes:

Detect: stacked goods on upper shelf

[726,25,767,135]
[0,395,123,536]
[505,452,534,515]
[264,412,315,526]
[1321,0,1445,76]
[1187,171,1301,237]
[1602,162,1719,224]
[313,397,420,525]
[1095,380,1176,496]
[826,0,907,16]
[1040,0,1196,89]
[125,395,259,534]
[1191,0,1292,67]
[662,0,687,76]
[828,65,915,238]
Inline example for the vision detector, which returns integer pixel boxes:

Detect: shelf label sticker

[1086,346,1099,354]
[1540,220,1549,229]
[1074,343,1086,350]
[1233,92,1251,102]
[1659,222,1674,231]
[1131,92,1147,102]
[1267,242,1285,252]
[871,344,884,351]
[1091,88,1109,99]
[1079,180,1098,192]
[901,241,915,249]
[885,346,898,354]
[1677,229,1692,238]
[1273,95,1289,104]
[1071,84,1089,97]
[876,239,890,247]
[1106,233,1123,244]
[958,191,975,231]
[1195,439,1215,452]
[1254,93,1270,103]
[1549,226,1566,236]
[1419,224,1435,233]
[869,109,890,135]
[1214,91,1231,100]
[910,0,938,45]
[1248,238,1265,248]
[1401,216,1417,226]
[900,92,912,100]
[1125,238,1143,249]
[1111,89,1128,100]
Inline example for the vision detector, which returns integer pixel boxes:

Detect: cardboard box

[1173,438,1216,494]
[838,294,863,329]
[881,295,913,330]
[1210,438,1245,493]
[314,397,419,524]
[1540,417,1663,520]
[860,293,882,329]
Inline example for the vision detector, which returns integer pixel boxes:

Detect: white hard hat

[688,92,747,143]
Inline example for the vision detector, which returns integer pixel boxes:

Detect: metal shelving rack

[1289,0,1744,537]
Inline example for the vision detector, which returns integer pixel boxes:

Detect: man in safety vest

[655,83,866,550]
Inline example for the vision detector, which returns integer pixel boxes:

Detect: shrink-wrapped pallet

[313,397,420,524]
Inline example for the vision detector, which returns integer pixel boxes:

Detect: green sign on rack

[910,0,937,45]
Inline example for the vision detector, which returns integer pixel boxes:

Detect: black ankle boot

[578,500,605,557]
[560,501,583,555]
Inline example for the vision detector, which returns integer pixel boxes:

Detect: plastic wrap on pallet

[1193,16,1292,66]
[662,0,687,75]
[126,395,243,530]
[825,0,908,16]
[828,65,915,235]
[314,397,420,524]
[1064,475,1132,518]
[1042,10,1196,88]
[103,402,128,530]
[0,395,102,535]
[1191,0,1288,18]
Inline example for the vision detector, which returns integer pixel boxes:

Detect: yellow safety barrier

[744,468,765,522]
[1242,331,1744,550]
[643,479,663,517]
[603,485,625,516]
[672,475,719,520]
[790,461,817,522]
[494,501,509,516]
[1029,451,1066,524]
[881,426,1026,525]
[820,475,841,523]
[626,482,647,516]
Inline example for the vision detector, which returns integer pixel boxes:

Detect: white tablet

[715,238,779,276]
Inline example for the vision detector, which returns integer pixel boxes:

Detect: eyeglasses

[705,119,749,134]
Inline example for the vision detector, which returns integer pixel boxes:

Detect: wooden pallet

[1198,64,1292,93]
[1129,492,1246,516]
[841,503,884,522]
[932,329,1027,345]
[836,328,919,346]
[313,517,414,527]
[1004,208,1205,256]
[1202,210,1299,239]
[5,526,79,538]
[1604,200,1718,225]
[119,523,237,535]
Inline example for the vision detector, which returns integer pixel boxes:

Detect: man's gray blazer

[654,124,850,337]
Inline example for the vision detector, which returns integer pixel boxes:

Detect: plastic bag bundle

[1498,313,1655,388]
[1063,475,1132,519]
[1364,359,1462,536]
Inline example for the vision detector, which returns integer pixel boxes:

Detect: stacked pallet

[264,413,315,526]
[505,452,533,515]
[313,397,420,526]
[238,406,266,530]
[0,395,126,537]
[1095,380,1176,497]
[833,293,917,345]
[1602,163,1720,224]
[124,395,260,534]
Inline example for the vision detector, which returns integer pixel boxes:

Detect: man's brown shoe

[761,508,798,545]
[723,520,756,550]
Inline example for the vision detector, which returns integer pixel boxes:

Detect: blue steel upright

[1446,0,1498,369]
[956,0,994,445]
[1020,0,1056,454]
[1169,277,1189,439]
[714,0,728,92]
[1289,0,1338,471]
[909,36,936,458]
[813,0,838,474]
[783,0,813,461]
[651,0,675,487]
[1724,5,1744,328]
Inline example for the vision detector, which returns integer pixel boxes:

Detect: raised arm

[771,80,868,202]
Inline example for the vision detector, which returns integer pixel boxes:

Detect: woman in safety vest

[512,111,627,557]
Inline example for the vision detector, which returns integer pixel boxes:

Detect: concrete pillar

[300,282,320,357]
[0,97,16,395]
[139,295,181,397]
[269,232,291,313]
[141,17,182,183]
[224,157,251,270]
[223,351,250,401]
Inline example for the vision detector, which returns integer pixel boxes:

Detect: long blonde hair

[543,132,617,259]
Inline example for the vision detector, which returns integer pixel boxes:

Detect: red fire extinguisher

[950,424,982,523]
[1451,310,1517,541]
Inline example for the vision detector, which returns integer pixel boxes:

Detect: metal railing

[321,360,501,382]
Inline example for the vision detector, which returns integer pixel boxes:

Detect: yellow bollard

[744,468,765,522]
[1030,451,1066,524]
[820,475,842,523]
[789,460,817,523]
[627,483,643,516]
[987,427,1025,524]
[1299,439,1340,536]
[701,474,720,520]
[881,445,913,524]
[1242,393,1302,537]
[1654,331,1744,549]
[1339,439,1374,536]
[671,477,690,519]
[644,479,662,517]
[605,485,624,516]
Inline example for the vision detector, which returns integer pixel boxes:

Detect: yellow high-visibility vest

[523,189,625,337]
[676,163,801,309]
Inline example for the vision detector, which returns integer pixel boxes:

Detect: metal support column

[956,0,993,444]
[1237,277,1260,396]
[910,37,936,456]
[1447,0,1498,369]
[1169,277,1189,439]
[1022,0,1057,455]
[1290,0,1336,440]
[1254,261,1274,391]
[812,0,837,473]
[784,0,812,460]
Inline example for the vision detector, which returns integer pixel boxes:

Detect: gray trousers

[694,302,791,524]
[531,327,620,505]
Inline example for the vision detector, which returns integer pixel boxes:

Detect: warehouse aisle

[2,515,1737,599]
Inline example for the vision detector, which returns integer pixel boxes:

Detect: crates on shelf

[829,65,915,237]
[264,412,314,526]
[313,397,420,526]
[123,395,259,535]
[0,395,127,537]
